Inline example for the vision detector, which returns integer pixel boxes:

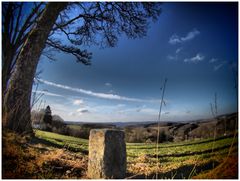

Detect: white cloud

[77,108,89,113]
[138,108,157,114]
[209,58,218,63]
[73,99,84,105]
[184,53,205,63]
[169,34,182,44]
[32,90,64,97]
[36,78,157,103]
[214,61,227,71]
[32,97,171,123]
[169,29,200,45]
[72,107,90,116]
[181,29,200,41]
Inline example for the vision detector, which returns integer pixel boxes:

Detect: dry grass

[193,156,238,179]
[127,145,238,179]
[3,129,238,179]
[36,149,88,178]
[2,131,38,178]
[2,130,88,179]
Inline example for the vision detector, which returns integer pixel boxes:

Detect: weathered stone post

[88,129,126,179]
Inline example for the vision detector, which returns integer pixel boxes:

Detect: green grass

[67,124,82,130]
[34,129,237,178]
[126,136,237,157]
[34,130,88,152]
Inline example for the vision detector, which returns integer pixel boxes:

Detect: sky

[32,2,238,123]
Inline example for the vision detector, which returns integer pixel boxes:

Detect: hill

[64,112,237,143]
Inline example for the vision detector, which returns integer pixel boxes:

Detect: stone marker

[88,129,126,179]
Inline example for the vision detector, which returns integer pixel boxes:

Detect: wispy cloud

[32,90,64,97]
[36,78,157,103]
[169,34,182,44]
[164,111,170,115]
[176,47,183,54]
[69,108,90,117]
[181,29,200,41]
[169,29,200,45]
[167,47,183,61]
[209,58,218,63]
[167,55,177,61]
[105,82,112,87]
[214,61,227,71]
[184,53,205,63]
[109,90,114,93]
[77,108,89,114]
[73,99,84,105]
[208,58,227,71]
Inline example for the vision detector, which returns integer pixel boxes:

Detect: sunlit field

[35,130,238,179]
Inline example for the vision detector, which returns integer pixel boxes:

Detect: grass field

[34,129,238,179]
[67,124,82,130]
[35,129,88,152]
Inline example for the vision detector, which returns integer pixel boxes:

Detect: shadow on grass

[153,144,235,158]
[127,160,220,179]
[128,134,235,150]
[29,136,88,155]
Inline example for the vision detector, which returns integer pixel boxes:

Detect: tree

[3,2,161,133]
[43,106,52,123]
[2,2,91,96]
[158,130,167,143]
[31,109,45,125]
[43,105,52,131]
[3,2,67,133]
[2,2,45,95]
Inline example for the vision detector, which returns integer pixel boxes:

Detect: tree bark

[3,2,67,133]
[2,47,14,96]
[2,5,14,98]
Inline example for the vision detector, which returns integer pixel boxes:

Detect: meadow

[35,129,238,179]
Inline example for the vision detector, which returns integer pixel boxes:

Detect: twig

[156,78,167,179]
[188,155,200,179]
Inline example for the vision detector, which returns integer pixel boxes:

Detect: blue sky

[32,2,238,122]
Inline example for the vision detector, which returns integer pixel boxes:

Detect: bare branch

[14,2,45,47]
[46,38,92,65]
[12,3,23,44]
[53,14,84,31]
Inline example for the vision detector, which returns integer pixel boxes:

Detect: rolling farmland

[35,130,238,179]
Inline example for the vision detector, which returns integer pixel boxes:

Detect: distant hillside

[123,112,238,142]
[65,122,116,128]
[64,121,157,128]
[63,112,237,143]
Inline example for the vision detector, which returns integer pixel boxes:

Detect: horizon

[44,111,237,124]
[32,2,238,123]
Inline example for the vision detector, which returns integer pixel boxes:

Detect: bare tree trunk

[2,9,15,98]
[3,2,67,133]
[2,48,14,96]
